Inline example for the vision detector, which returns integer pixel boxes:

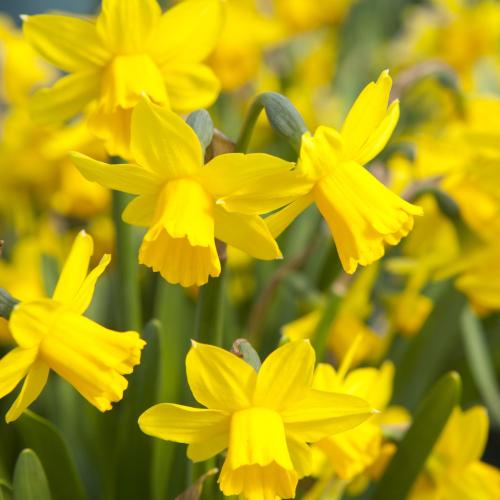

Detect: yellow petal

[186,341,257,412]
[139,230,220,287]
[6,360,49,423]
[0,347,38,400]
[317,423,382,480]
[313,162,423,274]
[187,432,229,462]
[130,99,202,178]
[355,100,400,165]
[139,178,219,286]
[265,194,314,238]
[70,152,162,195]
[71,254,111,314]
[100,54,168,112]
[281,389,374,442]
[219,460,298,500]
[436,406,489,466]
[340,70,396,162]
[30,70,99,124]
[23,14,109,72]
[214,207,281,260]
[312,362,339,392]
[226,407,294,470]
[122,195,156,227]
[282,309,322,343]
[52,230,93,306]
[161,64,220,113]
[220,406,298,500]
[439,461,500,500]
[9,300,58,348]
[87,104,133,158]
[203,153,311,215]
[40,312,145,412]
[287,436,313,478]
[138,403,228,447]
[96,0,161,53]
[148,0,223,66]
[148,178,214,247]
[253,340,315,411]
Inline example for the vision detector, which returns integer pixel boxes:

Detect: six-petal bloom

[264,70,424,274]
[139,340,375,500]
[23,0,223,156]
[72,99,311,287]
[0,230,145,422]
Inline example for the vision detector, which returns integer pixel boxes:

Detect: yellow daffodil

[410,406,500,499]
[395,0,500,89]
[439,242,500,315]
[274,0,355,34]
[0,15,52,104]
[0,230,145,422]
[265,71,423,274]
[23,0,223,157]
[310,339,409,484]
[209,0,284,91]
[0,238,46,345]
[139,340,374,499]
[72,99,310,287]
[0,105,108,219]
[386,195,460,335]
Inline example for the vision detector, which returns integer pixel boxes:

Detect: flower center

[101,53,168,112]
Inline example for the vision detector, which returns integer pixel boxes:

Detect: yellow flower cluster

[0,0,499,499]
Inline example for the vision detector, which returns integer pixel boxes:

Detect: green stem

[111,190,142,331]
[195,259,227,346]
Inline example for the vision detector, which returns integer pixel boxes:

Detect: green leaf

[114,320,162,500]
[372,371,461,500]
[151,281,195,500]
[195,263,226,347]
[461,306,500,425]
[12,449,51,500]
[391,282,466,410]
[15,411,87,500]
[0,480,12,500]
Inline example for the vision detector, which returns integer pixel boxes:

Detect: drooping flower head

[264,71,423,274]
[139,340,375,499]
[72,99,311,287]
[23,0,223,156]
[0,230,145,422]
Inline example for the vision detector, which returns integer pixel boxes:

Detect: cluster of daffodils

[0,0,499,499]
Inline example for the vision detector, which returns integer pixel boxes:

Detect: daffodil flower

[23,0,223,156]
[139,340,374,500]
[410,406,500,499]
[312,357,404,482]
[72,99,310,287]
[0,230,145,423]
[261,71,423,274]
